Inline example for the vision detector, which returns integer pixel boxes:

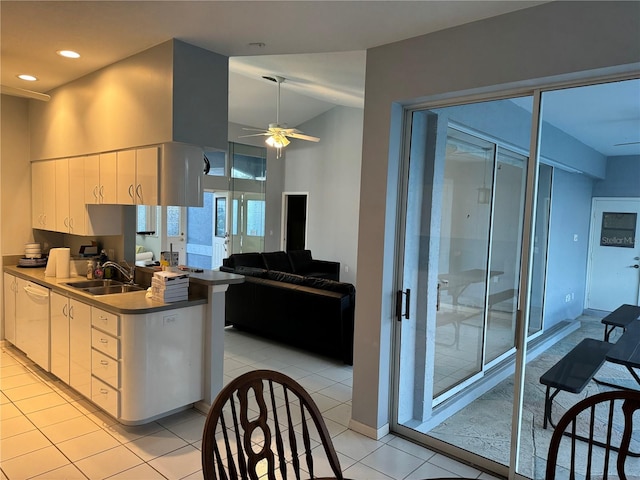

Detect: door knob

[630,264,640,269]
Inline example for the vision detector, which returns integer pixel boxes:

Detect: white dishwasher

[16,278,50,371]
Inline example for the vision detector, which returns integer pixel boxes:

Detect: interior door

[282,193,307,251]
[165,206,186,265]
[212,192,230,268]
[587,197,640,311]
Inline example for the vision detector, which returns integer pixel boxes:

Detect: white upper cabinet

[85,153,117,204]
[68,157,87,234]
[32,143,199,235]
[159,143,203,207]
[116,147,159,205]
[32,160,56,229]
[55,157,86,234]
[46,157,121,236]
[135,147,159,205]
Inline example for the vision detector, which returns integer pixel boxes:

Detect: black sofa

[222,250,340,281]
[220,251,354,364]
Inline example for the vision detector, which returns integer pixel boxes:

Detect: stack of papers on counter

[151,271,189,302]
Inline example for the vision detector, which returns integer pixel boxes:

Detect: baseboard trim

[348,418,390,440]
[194,400,212,416]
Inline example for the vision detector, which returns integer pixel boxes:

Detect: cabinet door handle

[100,388,109,394]
[69,217,74,230]
[100,360,109,366]
[99,185,104,202]
[69,305,74,320]
[135,184,143,203]
[100,338,108,344]
[128,184,134,201]
[99,316,108,322]
[62,304,68,317]
[93,185,99,202]
[64,217,69,228]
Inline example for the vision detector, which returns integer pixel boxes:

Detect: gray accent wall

[353,0,640,436]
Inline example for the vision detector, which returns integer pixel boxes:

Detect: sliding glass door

[393,77,640,479]
[394,96,535,474]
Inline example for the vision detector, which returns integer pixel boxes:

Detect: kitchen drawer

[91,376,119,419]
[91,308,119,336]
[91,329,120,359]
[91,348,120,389]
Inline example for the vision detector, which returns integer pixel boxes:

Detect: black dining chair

[201,369,347,480]
[545,389,640,480]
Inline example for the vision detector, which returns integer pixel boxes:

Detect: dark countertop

[4,264,242,315]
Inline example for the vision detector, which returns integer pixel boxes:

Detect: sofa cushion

[288,250,313,273]
[228,252,265,269]
[302,277,355,296]
[235,266,269,278]
[262,251,294,273]
[267,270,305,284]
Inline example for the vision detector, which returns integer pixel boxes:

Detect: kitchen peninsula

[3,262,243,425]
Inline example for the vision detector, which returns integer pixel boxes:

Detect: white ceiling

[2,1,638,156]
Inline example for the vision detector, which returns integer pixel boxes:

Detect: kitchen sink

[65,279,145,295]
[65,279,124,289]
[83,284,146,295]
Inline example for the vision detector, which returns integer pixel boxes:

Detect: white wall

[283,106,363,285]
[0,94,32,339]
[1,95,32,256]
[352,0,640,437]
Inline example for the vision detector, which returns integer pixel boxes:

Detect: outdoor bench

[539,338,612,428]
[601,303,640,342]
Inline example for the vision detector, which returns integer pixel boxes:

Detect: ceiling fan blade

[238,132,271,138]
[614,141,640,146]
[287,132,320,142]
[242,127,270,133]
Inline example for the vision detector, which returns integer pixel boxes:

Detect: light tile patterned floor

[0,327,496,479]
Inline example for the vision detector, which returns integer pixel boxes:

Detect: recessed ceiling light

[57,50,80,59]
[18,74,37,81]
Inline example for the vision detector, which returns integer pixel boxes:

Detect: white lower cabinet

[3,273,17,344]
[117,306,204,424]
[91,376,119,418]
[50,292,70,383]
[15,279,50,371]
[91,307,121,418]
[89,304,205,425]
[69,300,92,397]
[91,349,119,389]
[7,278,204,426]
[51,292,92,394]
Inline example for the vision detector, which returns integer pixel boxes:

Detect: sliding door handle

[396,289,411,321]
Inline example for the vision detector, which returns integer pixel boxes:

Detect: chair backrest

[545,390,640,480]
[202,369,345,480]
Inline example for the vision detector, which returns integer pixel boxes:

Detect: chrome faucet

[102,261,135,284]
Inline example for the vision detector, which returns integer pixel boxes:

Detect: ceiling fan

[240,75,320,157]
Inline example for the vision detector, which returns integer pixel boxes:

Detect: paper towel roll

[45,249,58,277]
[56,248,71,279]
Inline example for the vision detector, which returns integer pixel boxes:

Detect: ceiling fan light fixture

[265,133,290,148]
[239,74,319,153]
